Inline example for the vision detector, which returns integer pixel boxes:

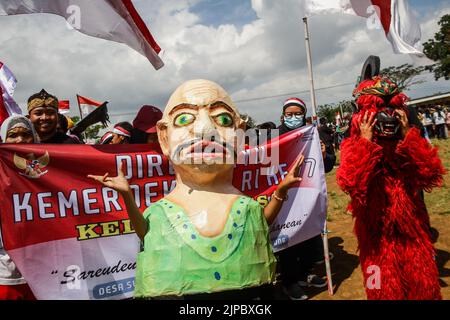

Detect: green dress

[134,195,277,298]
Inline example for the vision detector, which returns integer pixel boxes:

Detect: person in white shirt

[445,107,450,138]
[424,109,435,138]
[433,105,446,140]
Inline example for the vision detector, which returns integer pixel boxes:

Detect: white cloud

[0,0,448,129]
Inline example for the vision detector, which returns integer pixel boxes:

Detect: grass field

[308,138,450,300]
[326,138,450,218]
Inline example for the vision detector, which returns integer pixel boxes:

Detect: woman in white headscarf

[0,115,36,299]
[0,115,39,144]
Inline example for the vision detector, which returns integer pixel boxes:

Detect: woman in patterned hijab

[0,115,39,144]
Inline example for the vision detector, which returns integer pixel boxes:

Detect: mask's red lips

[186,140,227,158]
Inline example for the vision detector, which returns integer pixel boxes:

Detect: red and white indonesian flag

[0,0,164,69]
[0,61,22,126]
[58,100,71,115]
[303,0,422,55]
[77,94,102,117]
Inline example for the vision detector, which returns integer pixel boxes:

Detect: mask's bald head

[157,80,245,164]
[163,79,239,118]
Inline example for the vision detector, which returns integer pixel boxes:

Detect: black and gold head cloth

[27,89,59,113]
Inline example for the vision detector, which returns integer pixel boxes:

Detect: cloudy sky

[0,0,449,126]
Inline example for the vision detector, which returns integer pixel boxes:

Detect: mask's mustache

[171,137,236,164]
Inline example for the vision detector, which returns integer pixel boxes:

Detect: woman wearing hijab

[0,115,38,144]
[0,115,37,300]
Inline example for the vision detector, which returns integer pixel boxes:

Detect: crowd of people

[0,80,447,300]
[2,89,447,152]
[317,104,450,152]
[417,105,450,140]
[0,90,164,147]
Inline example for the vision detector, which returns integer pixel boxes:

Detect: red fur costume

[336,76,445,300]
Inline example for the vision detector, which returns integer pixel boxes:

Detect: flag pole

[76,94,87,142]
[322,221,334,296]
[302,17,318,125]
[304,16,334,295]
[76,94,84,120]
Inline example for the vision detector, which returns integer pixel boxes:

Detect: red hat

[133,105,163,133]
[283,97,307,113]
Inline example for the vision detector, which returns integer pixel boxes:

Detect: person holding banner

[89,79,305,299]
[27,90,80,144]
[276,97,335,300]
[0,115,37,300]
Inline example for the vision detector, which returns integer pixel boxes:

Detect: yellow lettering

[76,223,100,240]
[76,219,136,241]
[100,221,120,237]
[122,219,135,234]
[256,195,269,208]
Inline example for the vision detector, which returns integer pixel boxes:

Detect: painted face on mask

[374,106,401,139]
[353,76,407,141]
[157,79,244,172]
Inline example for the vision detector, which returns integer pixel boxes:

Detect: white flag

[0,0,164,69]
[0,61,22,117]
[303,0,422,55]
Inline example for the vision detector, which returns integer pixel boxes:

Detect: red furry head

[352,76,409,139]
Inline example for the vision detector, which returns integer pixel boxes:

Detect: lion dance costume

[336,74,444,300]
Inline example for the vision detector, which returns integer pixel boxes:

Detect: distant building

[406,92,450,109]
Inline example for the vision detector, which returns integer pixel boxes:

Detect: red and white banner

[0,0,164,69]
[303,0,422,55]
[0,61,22,126]
[58,100,71,115]
[77,95,102,118]
[0,125,327,299]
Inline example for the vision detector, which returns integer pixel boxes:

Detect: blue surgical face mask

[284,115,304,129]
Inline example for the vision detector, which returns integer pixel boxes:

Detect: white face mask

[284,115,304,129]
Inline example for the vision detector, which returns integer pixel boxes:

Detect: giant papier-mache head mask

[352,56,409,140]
[156,79,246,169]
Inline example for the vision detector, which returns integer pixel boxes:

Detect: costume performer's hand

[87,162,131,195]
[88,162,147,240]
[395,109,410,138]
[359,111,377,141]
